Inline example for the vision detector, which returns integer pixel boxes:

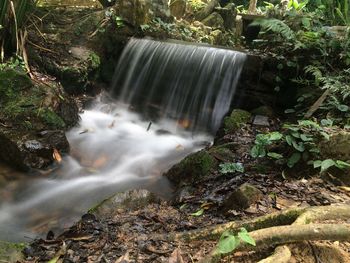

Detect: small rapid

[0,97,211,241]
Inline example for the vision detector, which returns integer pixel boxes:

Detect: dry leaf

[176,144,184,151]
[115,250,130,263]
[177,119,190,129]
[339,186,350,192]
[53,149,62,163]
[169,248,184,263]
[108,120,116,128]
[92,155,108,169]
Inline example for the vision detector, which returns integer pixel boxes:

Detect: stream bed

[0,96,211,242]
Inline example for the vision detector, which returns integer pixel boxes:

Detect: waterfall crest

[112,38,246,132]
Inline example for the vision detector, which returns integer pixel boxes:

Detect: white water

[0,38,246,242]
[0,97,211,242]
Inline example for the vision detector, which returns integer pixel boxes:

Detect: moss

[166,150,217,184]
[0,241,26,262]
[39,109,66,129]
[209,144,236,162]
[0,69,32,103]
[88,52,101,70]
[224,109,251,134]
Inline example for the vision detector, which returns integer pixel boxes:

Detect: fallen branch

[257,245,291,263]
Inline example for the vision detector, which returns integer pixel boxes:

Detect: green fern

[251,18,295,40]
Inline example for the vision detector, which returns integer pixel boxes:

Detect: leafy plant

[313,159,350,173]
[215,228,255,255]
[250,131,283,158]
[219,162,244,174]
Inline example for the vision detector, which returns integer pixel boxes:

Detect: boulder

[209,143,237,162]
[115,0,171,26]
[165,150,217,185]
[201,12,224,29]
[215,3,237,30]
[320,131,350,160]
[223,183,263,211]
[89,189,158,218]
[170,0,187,19]
[223,109,251,134]
[209,29,223,45]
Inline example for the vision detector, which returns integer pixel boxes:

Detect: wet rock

[165,150,217,185]
[89,189,158,218]
[223,109,251,134]
[170,0,186,18]
[201,12,224,29]
[0,241,26,263]
[0,128,69,171]
[172,186,195,204]
[223,183,263,210]
[209,144,236,162]
[98,0,116,7]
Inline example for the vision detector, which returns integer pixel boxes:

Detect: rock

[170,0,187,19]
[209,143,236,162]
[209,29,223,45]
[201,12,224,29]
[215,3,236,30]
[195,0,219,21]
[252,115,269,126]
[165,150,217,185]
[223,183,263,211]
[320,131,350,160]
[251,105,274,117]
[223,109,251,134]
[89,189,158,218]
[0,128,69,171]
[115,0,171,26]
[0,241,26,263]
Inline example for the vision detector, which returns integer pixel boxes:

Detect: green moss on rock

[39,109,66,129]
[165,150,217,185]
[0,241,26,262]
[224,109,251,134]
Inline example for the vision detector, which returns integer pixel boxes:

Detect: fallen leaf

[92,155,108,169]
[169,248,184,263]
[339,186,350,192]
[115,250,130,263]
[176,144,184,151]
[108,120,116,128]
[177,119,190,129]
[53,149,62,163]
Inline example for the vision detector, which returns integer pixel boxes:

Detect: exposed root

[257,245,291,263]
[151,206,307,242]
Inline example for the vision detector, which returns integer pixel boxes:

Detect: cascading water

[112,38,247,132]
[0,38,246,242]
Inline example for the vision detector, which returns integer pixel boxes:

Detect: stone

[0,241,26,263]
[223,109,251,133]
[165,150,217,185]
[201,12,224,29]
[209,143,237,162]
[223,183,263,211]
[215,3,237,30]
[170,0,187,19]
[252,115,269,126]
[115,0,171,27]
[89,189,158,218]
[320,132,350,160]
[209,29,223,45]
[251,105,274,117]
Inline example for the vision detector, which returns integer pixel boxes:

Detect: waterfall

[112,38,246,132]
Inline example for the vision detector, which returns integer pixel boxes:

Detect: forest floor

[21,120,350,262]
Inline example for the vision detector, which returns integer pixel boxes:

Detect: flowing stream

[0,39,246,242]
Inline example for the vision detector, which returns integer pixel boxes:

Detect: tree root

[257,245,291,263]
[198,204,350,263]
[151,206,307,242]
[201,223,350,263]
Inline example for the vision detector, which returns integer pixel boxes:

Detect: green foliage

[251,18,295,40]
[191,208,204,217]
[215,228,255,255]
[313,159,350,173]
[250,131,283,158]
[188,0,206,12]
[219,162,244,174]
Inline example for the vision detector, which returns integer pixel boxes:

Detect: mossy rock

[165,150,217,185]
[223,183,263,211]
[224,109,251,134]
[89,189,158,218]
[209,143,237,162]
[201,12,224,29]
[0,241,26,262]
[0,68,32,103]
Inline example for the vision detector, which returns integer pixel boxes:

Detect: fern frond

[251,18,295,40]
